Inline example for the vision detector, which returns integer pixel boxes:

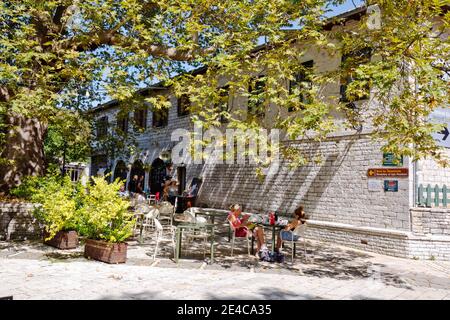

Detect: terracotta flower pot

[84,239,128,264]
[43,230,79,249]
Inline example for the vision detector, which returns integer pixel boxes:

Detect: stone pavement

[1,236,450,300]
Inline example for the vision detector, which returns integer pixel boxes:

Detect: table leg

[251,236,255,255]
[210,227,215,264]
[271,226,276,253]
[175,227,182,263]
[139,222,144,244]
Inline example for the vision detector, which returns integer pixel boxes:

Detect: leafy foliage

[44,111,91,167]
[11,174,134,243]
[0,0,449,176]
[78,177,134,243]
[12,173,84,240]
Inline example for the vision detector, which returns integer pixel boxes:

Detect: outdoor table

[193,210,229,225]
[248,215,289,254]
[174,222,216,264]
[193,210,231,241]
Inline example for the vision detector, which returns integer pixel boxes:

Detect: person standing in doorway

[129,175,138,194]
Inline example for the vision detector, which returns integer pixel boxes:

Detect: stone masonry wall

[196,133,411,231]
[411,207,450,236]
[0,202,42,240]
[416,149,450,187]
[303,220,450,261]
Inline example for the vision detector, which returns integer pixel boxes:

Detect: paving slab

[1,238,450,300]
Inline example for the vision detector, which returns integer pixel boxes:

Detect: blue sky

[329,0,365,16]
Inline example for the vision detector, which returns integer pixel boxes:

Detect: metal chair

[228,220,252,256]
[152,218,176,260]
[183,210,209,259]
[283,223,308,262]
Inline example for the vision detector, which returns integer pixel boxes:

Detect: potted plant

[30,174,82,249]
[79,177,134,264]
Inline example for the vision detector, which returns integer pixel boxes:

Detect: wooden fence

[417,184,449,207]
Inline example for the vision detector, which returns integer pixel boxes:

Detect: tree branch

[53,5,68,27]
[63,28,215,61]
[0,86,12,102]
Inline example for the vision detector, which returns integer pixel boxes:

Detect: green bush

[78,177,134,243]
[12,174,134,243]
[10,166,61,200]
[23,174,84,241]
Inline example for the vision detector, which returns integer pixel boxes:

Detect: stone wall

[303,219,450,261]
[196,133,412,231]
[304,220,410,258]
[0,202,42,240]
[416,149,450,187]
[411,207,450,236]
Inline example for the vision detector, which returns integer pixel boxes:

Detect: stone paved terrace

[1,224,450,300]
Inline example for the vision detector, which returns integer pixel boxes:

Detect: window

[177,95,190,116]
[289,60,314,112]
[152,107,169,128]
[96,116,108,138]
[216,85,230,123]
[116,112,129,134]
[248,76,266,119]
[340,48,371,104]
[134,108,147,130]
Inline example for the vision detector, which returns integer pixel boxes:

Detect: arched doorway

[113,160,128,184]
[149,158,166,195]
[128,160,145,193]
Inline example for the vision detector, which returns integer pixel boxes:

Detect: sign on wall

[433,126,450,149]
[367,168,409,177]
[382,153,403,166]
[384,180,399,192]
[368,180,382,192]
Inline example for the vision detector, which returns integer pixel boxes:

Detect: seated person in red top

[227,204,267,254]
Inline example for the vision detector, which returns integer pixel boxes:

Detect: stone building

[89,7,450,260]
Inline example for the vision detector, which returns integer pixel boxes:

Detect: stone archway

[112,160,128,184]
[128,160,145,193]
[149,158,166,195]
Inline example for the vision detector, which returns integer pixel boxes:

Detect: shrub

[78,177,134,243]
[10,166,62,200]
[26,174,84,241]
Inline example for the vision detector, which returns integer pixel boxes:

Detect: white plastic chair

[158,200,176,226]
[152,218,176,260]
[283,223,308,262]
[142,207,160,234]
[228,220,252,256]
[132,203,151,235]
[148,194,157,205]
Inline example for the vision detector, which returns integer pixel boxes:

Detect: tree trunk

[0,114,47,193]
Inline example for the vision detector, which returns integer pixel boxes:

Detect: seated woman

[275,206,307,252]
[227,204,267,254]
[118,184,130,198]
[167,179,178,205]
[162,177,172,201]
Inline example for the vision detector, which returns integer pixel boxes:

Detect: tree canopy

[0,0,449,189]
